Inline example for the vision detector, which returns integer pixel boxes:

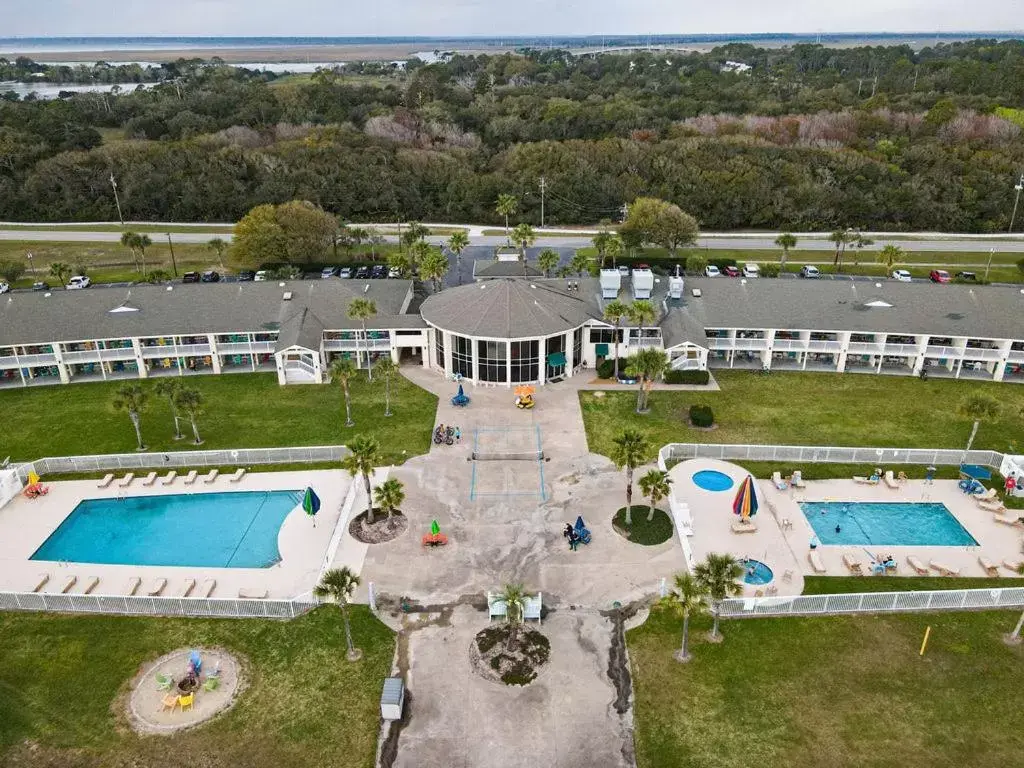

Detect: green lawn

[0,373,437,464]
[629,578,1024,768]
[580,371,1024,462]
[613,506,674,545]
[0,607,393,768]
[0,224,235,234]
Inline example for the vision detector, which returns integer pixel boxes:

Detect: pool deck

[0,470,363,600]
[670,459,1024,595]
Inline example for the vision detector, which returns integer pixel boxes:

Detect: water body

[0,81,151,99]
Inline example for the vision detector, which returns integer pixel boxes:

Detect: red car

[929,269,951,283]
[723,265,741,277]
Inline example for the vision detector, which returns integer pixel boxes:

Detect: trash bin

[380,677,405,721]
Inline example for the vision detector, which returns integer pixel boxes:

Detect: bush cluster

[689,404,715,427]
[663,370,710,385]
[597,358,617,379]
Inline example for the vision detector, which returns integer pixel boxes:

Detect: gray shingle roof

[473,259,544,279]
[0,280,417,346]
[276,308,326,352]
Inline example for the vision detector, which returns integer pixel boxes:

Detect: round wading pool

[692,469,734,492]
[742,559,773,585]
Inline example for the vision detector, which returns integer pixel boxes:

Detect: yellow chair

[160,693,179,712]
[179,693,194,712]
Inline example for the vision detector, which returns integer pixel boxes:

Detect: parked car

[320,266,338,279]
[723,265,741,277]
[704,265,721,277]
[66,275,91,290]
[237,270,255,282]
[355,266,370,279]
[0,281,9,294]
[200,270,220,283]
[741,263,761,278]
[955,270,977,281]
[371,265,388,279]
[891,269,912,282]
[182,271,200,283]
[254,270,268,281]
[32,281,50,291]
[929,269,951,283]
[339,267,352,279]
[799,265,820,278]
[388,266,401,278]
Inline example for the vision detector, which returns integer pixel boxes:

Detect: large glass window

[589,327,622,345]
[434,330,446,370]
[510,339,539,383]
[573,327,583,370]
[452,334,473,379]
[545,334,566,379]
[477,340,507,382]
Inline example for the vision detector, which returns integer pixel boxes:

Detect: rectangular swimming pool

[799,501,978,547]
[31,490,302,568]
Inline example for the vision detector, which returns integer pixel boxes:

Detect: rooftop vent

[283,291,293,301]
[691,288,702,297]
[363,284,370,293]
[109,304,139,314]
[864,300,892,308]
[167,285,173,292]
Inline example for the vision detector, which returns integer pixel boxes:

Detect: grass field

[628,576,1024,768]
[0,224,235,234]
[0,372,437,464]
[0,607,393,768]
[580,371,1024,462]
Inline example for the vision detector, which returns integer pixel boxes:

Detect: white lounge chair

[178,579,196,597]
[993,512,1024,528]
[60,575,77,593]
[183,470,199,485]
[978,556,999,577]
[160,470,177,486]
[124,576,141,596]
[81,576,100,594]
[238,587,268,599]
[145,578,167,596]
[808,550,826,573]
[883,470,900,490]
[97,473,115,488]
[772,471,788,490]
[117,472,135,488]
[229,468,246,483]
[487,592,507,620]
[791,470,806,489]
[842,553,864,574]
[141,471,158,486]
[853,475,879,485]
[202,469,219,484]
[1002,559,1023,574]
[523,593,542,624]
[32,573,50,593]
[976,498,1005,513]
[973,487,997,501]
[731,520,757,533]
[907,556,930,575]
[200,579,217,598]
[929,560,960,577]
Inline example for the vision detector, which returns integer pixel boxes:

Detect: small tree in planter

[498,583,528,650]
[342,435,382,524]
[372,478,405,519]
[610,427,649,526]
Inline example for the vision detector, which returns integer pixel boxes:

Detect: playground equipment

[451,383,470,407]
[422,519,448,547]
[514,385,535,410]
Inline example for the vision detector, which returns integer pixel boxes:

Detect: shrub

[760,263,780,278]
[689,404,714,427]
[664,369,710,385]
[685,253,707,274]
[597,358,616,379]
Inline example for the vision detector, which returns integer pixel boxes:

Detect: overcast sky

[2,0,1019,37]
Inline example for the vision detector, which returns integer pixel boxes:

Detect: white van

[741,263,761,278]
[66,275,91,290]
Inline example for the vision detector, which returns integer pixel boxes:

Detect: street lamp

[1010,172,1024,234]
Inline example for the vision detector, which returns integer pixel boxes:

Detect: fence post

[369,581,377,612]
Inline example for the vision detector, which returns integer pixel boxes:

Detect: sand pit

[127,647,244,734]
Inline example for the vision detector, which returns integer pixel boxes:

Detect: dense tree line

[1,41,1023,231]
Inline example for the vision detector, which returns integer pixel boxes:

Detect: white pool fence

[0,590,322,619]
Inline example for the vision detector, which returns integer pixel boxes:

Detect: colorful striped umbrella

[732,475,759,520]
[302,487,321,526]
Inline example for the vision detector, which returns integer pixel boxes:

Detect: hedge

[663,369,710,385]
[689,404,715,427]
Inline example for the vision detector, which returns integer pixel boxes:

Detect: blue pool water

[692,470,734,492]
[742,559,773,585]
[31,490,302,568]
[800,502,977,547]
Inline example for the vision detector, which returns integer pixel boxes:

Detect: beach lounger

[145,578,167,596]
[124,576,141,596]
[200,579,217,598]
[202,469,219,484]
[883,470,900,490]
[978,556,999,577]
[1002,559,1024,574]
[141,471,158,486]
[976,497,1005,512]
[973,487,997,501]
[160,470,177,486]
[178,579,196,598]
[929,560,960,577]
[853,475,879,485]
[791,470,806,489]
[772,471,788,490]
[808,551,826,573]
[117,472,135,488]
[59,575,77,593]
[842,553,864,574]
[238,587,268,599]
[183,470,199,485]
[97,473,115,488]
[907,556,930,575]
[32,573,49,593]
[731,521,757,533]
[229,468,246,483]
[81,576,100,594]
[993,512,1024,528]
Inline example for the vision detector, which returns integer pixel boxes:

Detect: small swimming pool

[742,559,773,585]
[800,501,977,547]
[692,470,734,492]
[31,490,302,568]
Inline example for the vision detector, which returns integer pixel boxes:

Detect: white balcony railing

[140,344,212,359]
[627,337,664,349]
[771,339,808,352]
[881,343,922,356]
[961,347,1003,362]
[706,337,767,351]
[216,341,276,355]
[846,341,882,354]
[807,340,842,353]
[0,353,58,368]
[323,337,393,352]
[925,345,962,359]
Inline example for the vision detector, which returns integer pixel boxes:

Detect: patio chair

[1002,559,1024,574]
[183,470,199,485]
[791,470,806,489]
[202,469,219,484]
[141,471,158,486]
[928,559,960,577]
[993,512,1024,528]
[117,472,135,488]
[229,468,246,483]
[771,471,788,491]
[155,673,173,691]
[842,553,863,575]
[807,550,826,573]
[906,556,930,575]
[124,576,141,596]
[853,475,879,485]
[179,693,194,712]
[81,576,100,594]
[978,556,999,577]
[160,470,177,486]
[178,579,196,598]
[59,575,77,593]
[976,498,1005,513]
[32,573,50,593]
[883,471,900,490]
[487,592,507,621]
[238,587,268,599]
[974,487,997,501]
[145,578,167,596]
[203,676,220,692]
[96,473,115,488]
[160,693,179,712]
[200,578,217,598]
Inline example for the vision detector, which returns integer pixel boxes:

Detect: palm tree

[349,227,369,253]
[662,572,707,662]
[49,261,72,288]
[605,235,624,268]
[774,232,797,271]
[877,244,904,272]
[120,231,141,271]
[1009,609,1024,645]
[627,347,668,413]
[329,357,358,427]
[347,297,378,379]
[510,222,536,259]
[136,233,153,277]
[628,299,657,344]
[418,249,449,292]
[448,230,469,284]
[373,356,398,417]
[497,582,529,649]
[153,378,184,440]
[592,230,612,266]
[373,477,405,519]
[368,233,386,261]
[495,193,518,243]
[207,237,227,267]
[610,428,649,526]
[957,393,1001,452]
[174,386,205,444]
[570,250,590,277]
[603,300,629,380]
[342,434,381,524]
[829,229,851,270]
[638,469,672,522]
[112,383,148,451]
[693,553,744,641]
[313,567,362,661]
[537,248,559,277]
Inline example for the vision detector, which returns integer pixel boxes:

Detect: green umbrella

[303,487,321,527]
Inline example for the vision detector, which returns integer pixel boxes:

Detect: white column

[443,331,453,377]
[564,330,574,378]
[471,337,480,383]
[275,352,287,385]
[132,338,148,378]
[420,330,429,368]
[506,340,512,386]
[52,344,70,384]
[208,334,222,374]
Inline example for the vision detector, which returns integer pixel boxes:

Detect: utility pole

[985,248,995,281]
[539,176,546,228]
[1010,172,1024,234]
[109,172,124,227]
[166,233,178,277]
[620,202,629,222]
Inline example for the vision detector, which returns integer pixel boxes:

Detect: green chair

[203,676,220,692]
[155,673,173,691]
